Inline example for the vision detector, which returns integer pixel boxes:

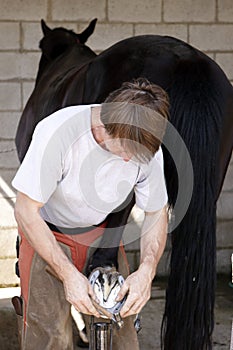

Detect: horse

[15,19,233,350]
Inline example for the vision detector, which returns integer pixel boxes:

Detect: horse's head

[36,19,97,83]
[39,18,97,61]
[16,19,97,161]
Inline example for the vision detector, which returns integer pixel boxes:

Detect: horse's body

[15,19,233,350]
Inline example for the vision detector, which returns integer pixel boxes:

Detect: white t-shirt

[12,105,167,228]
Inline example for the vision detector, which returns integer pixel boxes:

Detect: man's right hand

[62,265,101,318]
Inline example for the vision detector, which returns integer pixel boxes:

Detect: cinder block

[216,53,233,81]
[0,169,18,198]
[0,52,39,80]
[22,82,35,109]
[216,221,233,248]
[0,141,20,170]
[0,196,17,229]
[22,22,43,51]
[108,0,161,23]
[0,83,21,111]
[51,0,106,21]
[217,191,233,221]
[0,112,21,140]
[51,22,78,32]
[218,0,233,22]
[0,258,19,286]
[216,249,232,274]
[86,23,133,51]
[0,53,21,80]
[221,156,233,192]
[0,0,46,21]
[190,25,233,51]
[135,24,188,42]
[0,229,18,258]
[204,52,215,60]
[20,53,41,80]
[164,0,215,22]
[0,22,20,50]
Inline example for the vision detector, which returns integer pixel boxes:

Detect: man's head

[100,78,169,163]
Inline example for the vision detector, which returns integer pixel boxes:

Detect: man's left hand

[116,268,152,318]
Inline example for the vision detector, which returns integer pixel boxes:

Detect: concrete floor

[0,275,232,350]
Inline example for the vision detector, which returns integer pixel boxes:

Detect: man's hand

[62,265,101,318]
[116,265,152,318]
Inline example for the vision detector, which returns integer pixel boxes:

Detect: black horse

[15,19,233,350]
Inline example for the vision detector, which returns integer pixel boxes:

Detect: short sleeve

[12,121,63,204]
[134,148,168,212]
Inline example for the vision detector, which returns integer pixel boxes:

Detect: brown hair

[100,78,169,163]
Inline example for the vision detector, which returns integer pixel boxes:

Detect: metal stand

[90,316,113,350]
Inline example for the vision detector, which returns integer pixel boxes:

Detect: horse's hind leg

[85,192,135,275]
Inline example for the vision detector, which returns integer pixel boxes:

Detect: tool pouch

[12,296,23,347]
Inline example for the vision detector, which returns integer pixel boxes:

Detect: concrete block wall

[0,0,232,285]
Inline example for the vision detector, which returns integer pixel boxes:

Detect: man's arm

[14,191,100,317]
[117,206,168,317]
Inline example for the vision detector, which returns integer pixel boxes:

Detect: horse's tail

[161,54,225,350]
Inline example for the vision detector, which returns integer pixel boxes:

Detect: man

[12,78,169,349]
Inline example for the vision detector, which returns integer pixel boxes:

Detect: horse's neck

[36,55,49,85]
[35,46,96,87]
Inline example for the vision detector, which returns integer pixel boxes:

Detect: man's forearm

[14,195,76,282]
[139,206,168,281]
[117,206,168,317]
